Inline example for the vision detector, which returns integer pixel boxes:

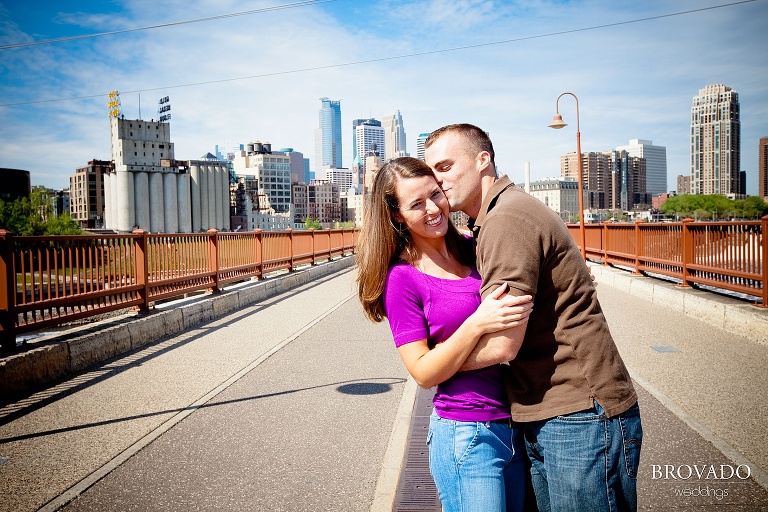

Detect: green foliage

[303,217,323,230]
[333,221,356,229]
[0,192,83,236]
[0,197,38,235]
[733,196,768,220]
[660,194,768,220]
[45,213,84,235]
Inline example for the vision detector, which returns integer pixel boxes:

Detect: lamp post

[549,92,586,260]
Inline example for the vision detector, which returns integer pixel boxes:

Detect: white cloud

[1,0,766,194]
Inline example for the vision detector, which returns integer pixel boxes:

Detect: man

[424,124,642,512]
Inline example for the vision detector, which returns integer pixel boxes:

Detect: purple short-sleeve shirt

[384,260,510,422]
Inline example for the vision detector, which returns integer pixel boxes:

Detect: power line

[0,0,333,50]
[0,0,759,108]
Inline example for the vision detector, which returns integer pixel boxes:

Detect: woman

[357,157,532,512]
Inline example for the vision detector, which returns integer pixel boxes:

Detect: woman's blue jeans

[427,410,527,512]
[522,401,643,512]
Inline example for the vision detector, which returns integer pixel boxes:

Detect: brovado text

[652,464,751,480]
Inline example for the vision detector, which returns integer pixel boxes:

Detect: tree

[734,196,768,219]
[660,194,767,220]
[0,197,38,235]
[45,213,84,235]
[303,217,322,230]
[0,192,82,236]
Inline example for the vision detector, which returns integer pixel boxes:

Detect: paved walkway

[0,263,766,511]
[586,278,767,510]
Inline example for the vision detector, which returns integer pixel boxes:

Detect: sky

[1,0,766,195]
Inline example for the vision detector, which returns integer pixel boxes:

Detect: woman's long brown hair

[356,157,474,322]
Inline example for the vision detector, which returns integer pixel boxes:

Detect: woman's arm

[397,285,532,389]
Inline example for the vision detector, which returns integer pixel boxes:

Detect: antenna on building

[138,94,141,119]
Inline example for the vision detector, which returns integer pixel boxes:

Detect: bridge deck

[0,262,766,511]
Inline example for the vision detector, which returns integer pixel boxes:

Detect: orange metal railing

[0,228,359,349]
[566,216,767,308]
[2,217,764,349]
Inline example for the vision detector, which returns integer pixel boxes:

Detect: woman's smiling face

[393,174,450,241]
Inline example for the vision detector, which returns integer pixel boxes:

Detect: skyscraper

[232,141,292,215]
[560,152,610,209]
[616,139,667,196]
[416,133,430,161]
[315,98,342,171]
[351,118,381,165]
[560,151,647,211]
[759,137,768,201]
[382,110,408,160]
[277,148,309,184]
[690,84,741,196]
[355,120,385,175]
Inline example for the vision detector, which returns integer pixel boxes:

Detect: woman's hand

[470,283,533,335]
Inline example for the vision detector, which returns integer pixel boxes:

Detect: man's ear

[476,151,492,174]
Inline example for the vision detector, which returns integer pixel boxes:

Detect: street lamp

[549,92,586,260]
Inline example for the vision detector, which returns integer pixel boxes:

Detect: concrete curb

[370,377,418,512]
[589,263,768,345]
[0,256,357,398]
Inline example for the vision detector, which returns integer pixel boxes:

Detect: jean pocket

[620,404,643,478]
[555,409,603,422]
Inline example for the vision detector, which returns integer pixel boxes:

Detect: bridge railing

[2,217,764,350]
[567,216,767,308]
[0,228,359,349]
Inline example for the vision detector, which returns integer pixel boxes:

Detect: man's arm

[458,285,530,371]
[460,194,543,371]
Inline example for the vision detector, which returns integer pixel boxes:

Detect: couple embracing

[357,124,642,512]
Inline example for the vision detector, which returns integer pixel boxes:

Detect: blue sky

[1,0,766,194]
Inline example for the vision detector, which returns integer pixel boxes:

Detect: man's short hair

[425,123,495,166]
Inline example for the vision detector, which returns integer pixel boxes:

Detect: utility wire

[0,0,334,50]
[0,0,759,108]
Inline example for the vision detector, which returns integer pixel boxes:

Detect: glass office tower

[315,97,342,171]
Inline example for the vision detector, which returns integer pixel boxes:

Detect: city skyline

[1,0,766,195]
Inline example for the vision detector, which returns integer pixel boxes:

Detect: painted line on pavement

[37,291,357,512]
[629,367,768,491]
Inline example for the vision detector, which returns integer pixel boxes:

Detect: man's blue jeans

[427,411,527,512]
[522,401,642,512]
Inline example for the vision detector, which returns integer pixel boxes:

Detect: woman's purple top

[384,260,510,422]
